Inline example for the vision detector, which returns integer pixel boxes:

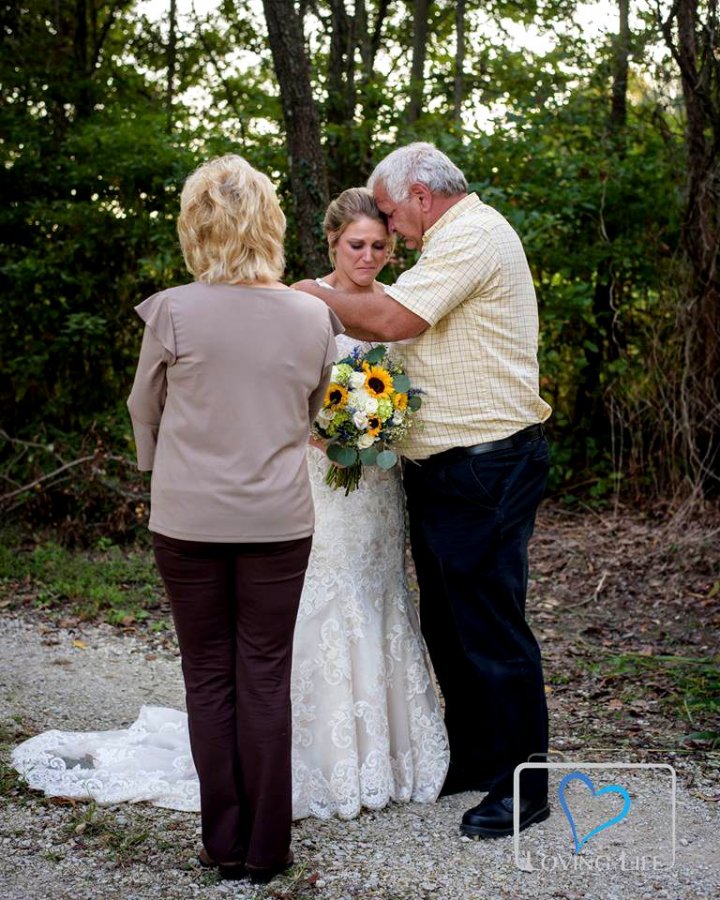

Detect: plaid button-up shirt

[385,193,551,460]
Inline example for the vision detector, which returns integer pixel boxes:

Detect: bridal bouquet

[312,344,422,494]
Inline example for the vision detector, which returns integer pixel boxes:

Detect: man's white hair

[367,142,468,203]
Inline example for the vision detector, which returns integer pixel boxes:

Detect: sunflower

[394,392,408,411]
[367,415,382,436]
[363,363,394,399]
[325,382,348,411]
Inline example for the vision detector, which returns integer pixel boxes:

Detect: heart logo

[558,772,632,853]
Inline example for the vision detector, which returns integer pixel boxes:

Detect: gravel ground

[1,614,718,900]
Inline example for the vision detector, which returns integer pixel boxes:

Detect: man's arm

[292,280,429,341]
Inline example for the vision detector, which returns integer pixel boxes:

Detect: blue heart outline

[558,771,632,853]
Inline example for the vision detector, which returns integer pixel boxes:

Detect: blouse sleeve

[134,290,177,360]
[126,293,176,471]
[308,309,344,423]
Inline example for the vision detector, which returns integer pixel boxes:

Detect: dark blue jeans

[403,431,550,800]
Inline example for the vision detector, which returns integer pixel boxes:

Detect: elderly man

[295,142,552,837]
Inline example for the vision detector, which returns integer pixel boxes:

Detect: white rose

[353,411,369,429]
[364,397,379,414]
[349,371,366,389]
[357,433,375,449]
[317,408,335,425]
[392,410,405,424]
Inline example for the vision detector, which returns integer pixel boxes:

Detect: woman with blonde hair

[127,155,339,881]
[12,184,447,878]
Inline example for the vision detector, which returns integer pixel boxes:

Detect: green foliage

[0,533,166,625]
[0,415,151,543]
[0,0,705,512]
[603,653,720,747]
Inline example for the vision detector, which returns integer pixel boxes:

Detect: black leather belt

[424,424,545,465]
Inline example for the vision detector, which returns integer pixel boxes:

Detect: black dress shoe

[460,794,549,838]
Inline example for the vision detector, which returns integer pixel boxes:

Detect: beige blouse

[127,282,342,542]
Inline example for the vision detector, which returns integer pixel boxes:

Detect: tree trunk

[165,0,177,133]
[571,0,630,454]
[406,0,431,124]
[326,0,353,127]
[610,0,629,131]
[453,0,465,126]
[74,0,93,118]
[261,0,329,275]
[662,0,720,484]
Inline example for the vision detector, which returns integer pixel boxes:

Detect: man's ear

[409,182,433,211]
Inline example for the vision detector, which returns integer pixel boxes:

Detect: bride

[12,188,449,823]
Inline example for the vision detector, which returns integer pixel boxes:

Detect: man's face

[373,183,424,251]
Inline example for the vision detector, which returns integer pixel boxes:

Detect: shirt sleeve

[308,364,333,425]
[309,310,343,423]
[126,293,176,471]
[323,307,344,367]
[133,290,177,361]
[384,225,500,327]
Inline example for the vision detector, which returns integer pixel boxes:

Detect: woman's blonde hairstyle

[323,187,394,265]
[178,154,286,284]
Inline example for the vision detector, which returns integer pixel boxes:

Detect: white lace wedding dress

[12,335,449,820]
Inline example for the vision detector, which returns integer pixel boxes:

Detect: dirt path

[1,506,718,899]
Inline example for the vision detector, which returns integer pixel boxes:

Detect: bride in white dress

[12,188,449,821]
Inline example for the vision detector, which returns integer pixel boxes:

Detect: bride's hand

[308,436,327,452]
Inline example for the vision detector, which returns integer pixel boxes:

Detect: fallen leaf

[72,639,87,650]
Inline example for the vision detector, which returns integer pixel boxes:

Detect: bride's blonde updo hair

[178,154,285,284]
[322,187,395,266]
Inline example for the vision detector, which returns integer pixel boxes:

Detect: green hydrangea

[331,363,353,386]
[377,397,393,421]
[326,410,351,437]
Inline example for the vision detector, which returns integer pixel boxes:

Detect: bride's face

[333,216,390,288]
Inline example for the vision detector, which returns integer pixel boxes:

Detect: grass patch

[0,716,41,803]
[602,653,720,747]
[0,534,167,627]
[67,801,150,865]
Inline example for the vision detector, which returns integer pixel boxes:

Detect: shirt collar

[422,193,482,248]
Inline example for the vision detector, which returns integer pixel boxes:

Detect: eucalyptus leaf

[336,447,359,467]
[359,447,379,465]
[335,447,358,466]
[363,345,387,365]
[392,373,410,393]
[408,395,422,411]
[326,443,345,462]
[376,450,398,470]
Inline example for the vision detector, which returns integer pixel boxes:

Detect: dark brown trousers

[152,533,312,868]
